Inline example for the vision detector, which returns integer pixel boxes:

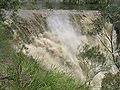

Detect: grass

[0,21,14,63]
[0,53,90,90]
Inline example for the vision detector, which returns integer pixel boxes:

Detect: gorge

[12,10,119,90]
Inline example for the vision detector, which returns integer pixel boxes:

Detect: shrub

[101,72,120,90]
[0,21,14,63]
[77,44,107,84]
[88,17,104,35]
[100,4,120,23]
[78,44,106,64]
[0,0,20,20]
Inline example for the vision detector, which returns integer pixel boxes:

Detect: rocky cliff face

[13,10,118,90]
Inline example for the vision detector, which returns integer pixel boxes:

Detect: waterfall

[46,14,86,82]
[15,10,89,82]
[15,10,119,90]
[47,14,85,54]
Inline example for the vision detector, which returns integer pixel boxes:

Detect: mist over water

[44,13,87,82]
[47,14,85,54]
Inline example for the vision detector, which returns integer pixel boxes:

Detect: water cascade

[46,14,87,82]
[16,10,89,82]
[47,14,84,54]
[15,10,118,90]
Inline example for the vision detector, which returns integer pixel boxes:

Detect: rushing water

[16,10,89,82]
[45,13,87,82]
[47,14,81,54]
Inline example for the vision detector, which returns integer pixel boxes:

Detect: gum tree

[100,4,120,70]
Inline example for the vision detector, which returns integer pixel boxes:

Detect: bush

[88,18,104,35]
[80,0,111,10]
[0,21,14,63]
[100,4,120,23]
[77,44,107,84]
[78,44,106,64]
[101,72,120,90]
[0,0,20,20]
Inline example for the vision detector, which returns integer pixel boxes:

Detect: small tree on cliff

[77,44,108,85]
[89,3,120,71]
[100,4,120,70]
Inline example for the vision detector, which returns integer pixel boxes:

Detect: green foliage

[0,53,90,90]
[62,0,111,6]
[26,3,39,10]
[79,44,106,64]
[17,0,114,10]
[0,21,13,41]
[99,3,120,70]
[0,0,20,20]
[21,2,39,10]
[89,2,120,36]
[0,21,14,63]
[63,0,80,5]
[88,18,104,35]
[100,4,120,23]
[77,44,107,84]
[79,0,111,10]
[101,72,120,90]
[0,0,20,10]
[80,0,111,4]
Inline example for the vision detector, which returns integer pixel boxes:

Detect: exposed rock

[14,10,119,89]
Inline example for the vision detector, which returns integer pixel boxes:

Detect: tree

[77,44,108,85]
[100,4,120,23]
[0,0,20,20]
[88,2,120,71]
[79,0,112,9]
[99,4,120,70]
